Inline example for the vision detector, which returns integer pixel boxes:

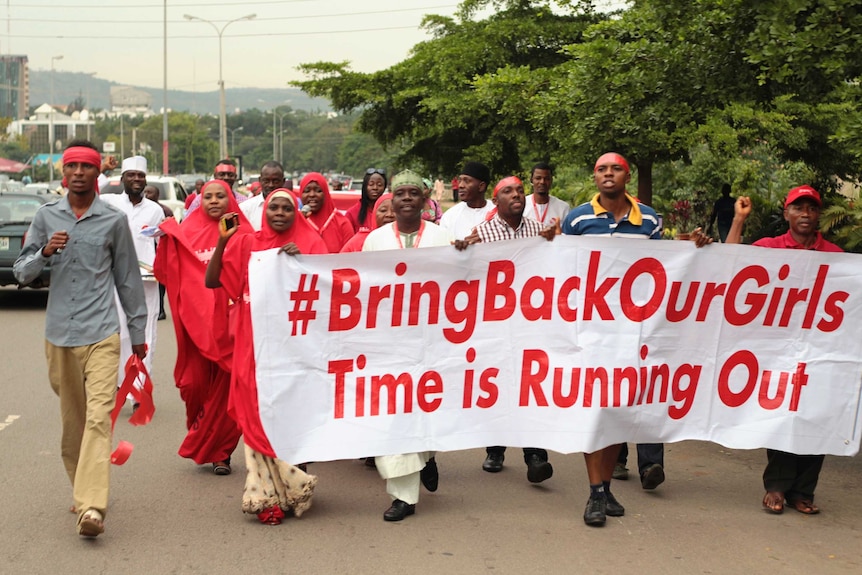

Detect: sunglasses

[365,168,386,176]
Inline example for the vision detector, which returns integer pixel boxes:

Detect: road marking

[0,415,20,432]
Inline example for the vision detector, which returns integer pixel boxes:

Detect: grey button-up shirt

[13,194,147,347]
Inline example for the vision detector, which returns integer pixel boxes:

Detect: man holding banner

[458,175,558,483]
[561,152,663,527]
[363,169,455,521]
[723,185,842,515]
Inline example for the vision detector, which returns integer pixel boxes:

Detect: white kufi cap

[121,155,147,174]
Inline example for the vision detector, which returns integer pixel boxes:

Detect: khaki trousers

[46,334,120,521]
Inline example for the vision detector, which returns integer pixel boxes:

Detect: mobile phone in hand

[220,213,239,232]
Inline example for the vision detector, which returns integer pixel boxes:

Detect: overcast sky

[5,0,624,92]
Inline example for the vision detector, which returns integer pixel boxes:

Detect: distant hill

[28,70,331,115]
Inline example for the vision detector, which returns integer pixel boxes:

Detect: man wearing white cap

[100,156,164,404]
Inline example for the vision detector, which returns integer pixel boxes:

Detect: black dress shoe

[525,453,553,483]
[482,452,504,472]
[383,499,415,522]
[420,457,439,492]
[157,311,167,321]
[640,463,665,490]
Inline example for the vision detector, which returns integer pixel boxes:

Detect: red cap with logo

[784,185,821,208]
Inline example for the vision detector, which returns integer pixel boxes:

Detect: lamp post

[184,13,256,160]
[228,126,244,157]
[84,72,96,140]
[272,110,290,163]
[49,54,63,183]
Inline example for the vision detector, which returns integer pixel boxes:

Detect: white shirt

[363,221,453,252]
[99,193,164,269]
[438,200,494,240]
[523,194,571,227]
[239,194,265,231]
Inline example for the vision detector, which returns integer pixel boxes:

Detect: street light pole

[84,72,96,141]
[228,126,244,157]
[49,54,63,183]
[184,13,256,160]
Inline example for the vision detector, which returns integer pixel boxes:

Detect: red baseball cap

[784,185,821,208]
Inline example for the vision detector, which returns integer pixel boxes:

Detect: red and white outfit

[219,190,327,519]
[299,172,355,253]
[153,180,251,466]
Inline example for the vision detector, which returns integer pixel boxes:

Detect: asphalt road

[1,286,860,575]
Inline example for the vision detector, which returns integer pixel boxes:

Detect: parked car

[100,176,189,222]
[23,183,57,196]
[331,189,362,213]
[0,192,51,288]
[0,180,24,194]
[177,173,207,192]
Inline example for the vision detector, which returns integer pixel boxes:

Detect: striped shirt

[476,214,545,243]
[562,193,661,239]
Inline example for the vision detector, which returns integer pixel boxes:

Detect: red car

[330,189,361,213]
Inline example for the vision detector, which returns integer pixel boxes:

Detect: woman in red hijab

[340,192,394,253]
[153,180,252,476]
[299,172,354,253]
[205,189,326,525]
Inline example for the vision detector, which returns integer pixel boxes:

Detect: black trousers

[486,446,548,464]
[617,443,664,475]
[762,449,824,501]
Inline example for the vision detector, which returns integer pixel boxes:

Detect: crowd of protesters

[14,139,846,538]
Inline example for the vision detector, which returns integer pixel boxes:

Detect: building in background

[109,85,154,117]
[0,55,29,120]
[6,104,95,163]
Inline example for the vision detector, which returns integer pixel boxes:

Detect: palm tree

[819,197,862,252]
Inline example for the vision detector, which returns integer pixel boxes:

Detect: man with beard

[522,163,570,231]
[240,161,287,231]
[100,156,164,406]
[456,176,556,482]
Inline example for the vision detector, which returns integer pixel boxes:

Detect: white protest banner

[248,236,862,464]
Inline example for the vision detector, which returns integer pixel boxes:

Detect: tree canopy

[294,0,862,208]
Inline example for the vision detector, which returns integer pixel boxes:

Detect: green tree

[135,112,218,174]
[294,1,603,179]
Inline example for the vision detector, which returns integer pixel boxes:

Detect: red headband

[215,163,237,174]
[594,153,630,174]
[493,176,522,198]
[63,146,102,169]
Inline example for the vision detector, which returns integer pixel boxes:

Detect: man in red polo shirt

[725,184,841,516]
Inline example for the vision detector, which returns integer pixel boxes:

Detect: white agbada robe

[362,220,453,503]
[438,200,494,240]
[100,192,164,388]
[239,193,265,231]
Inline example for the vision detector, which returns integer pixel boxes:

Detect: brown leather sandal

[786,498,820,515]
[762,491,785,514]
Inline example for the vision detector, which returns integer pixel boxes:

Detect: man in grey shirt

[14,139,147,539]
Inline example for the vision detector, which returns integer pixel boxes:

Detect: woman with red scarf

[205,189,326,525]
[299,172,354,252]
[345,168,387,233]
[153,180,252,476]
[340,192,394,253]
